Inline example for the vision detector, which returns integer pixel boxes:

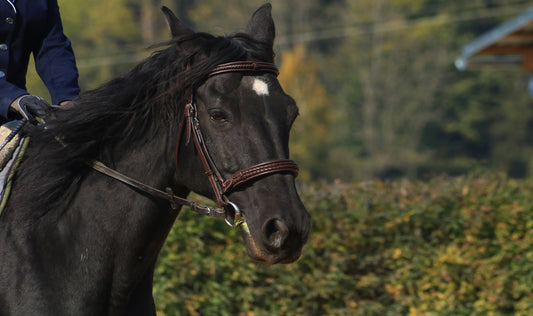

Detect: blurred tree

[279,45,332,180]
[58,0,144,89]
[324,0,456,179]
[187,0,259,32]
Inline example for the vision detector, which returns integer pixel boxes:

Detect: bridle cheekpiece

[176,61,299,226]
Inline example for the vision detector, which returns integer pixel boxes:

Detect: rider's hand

[9,95,52,124]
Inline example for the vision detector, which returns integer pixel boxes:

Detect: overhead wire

[275,1,532,45]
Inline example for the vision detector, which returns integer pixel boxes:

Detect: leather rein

[91,61,300,227]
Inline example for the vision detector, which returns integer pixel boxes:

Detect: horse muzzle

[238,201,311,264]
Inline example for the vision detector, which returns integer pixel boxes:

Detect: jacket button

[5,17,14,25]
[0,71,5,78]
[0,44,7,51]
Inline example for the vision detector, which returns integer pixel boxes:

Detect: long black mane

[17,31,273,213]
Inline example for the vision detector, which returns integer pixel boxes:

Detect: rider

[0,0,80,125]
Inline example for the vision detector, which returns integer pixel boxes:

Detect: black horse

[0,4,310,315]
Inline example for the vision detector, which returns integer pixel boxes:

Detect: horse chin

[239,222,302,264]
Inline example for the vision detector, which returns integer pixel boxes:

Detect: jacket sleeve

[33,0,80,105]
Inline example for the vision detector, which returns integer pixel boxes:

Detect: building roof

[455,7,533,71]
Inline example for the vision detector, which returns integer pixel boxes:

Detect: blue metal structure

[455,7,533,71]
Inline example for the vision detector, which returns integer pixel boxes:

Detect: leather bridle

[91,61,300,227]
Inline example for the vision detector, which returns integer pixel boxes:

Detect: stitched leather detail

[208,61,279,78]
[222,159,299,193]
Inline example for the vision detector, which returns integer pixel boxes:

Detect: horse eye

[210,111,227,122]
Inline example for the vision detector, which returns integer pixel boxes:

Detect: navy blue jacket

[0,0,79,119]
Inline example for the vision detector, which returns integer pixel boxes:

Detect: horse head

[163,4,311,264]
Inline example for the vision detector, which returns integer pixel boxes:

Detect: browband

[208,61,279,78]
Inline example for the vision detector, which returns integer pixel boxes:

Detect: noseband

[177,61,299,225]
[91,61,299,227]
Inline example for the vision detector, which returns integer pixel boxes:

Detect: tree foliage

[278,44,331,180]
[329,0,457,179]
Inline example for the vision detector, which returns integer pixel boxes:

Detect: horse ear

[161,6,193,38]
[246,3,275,47]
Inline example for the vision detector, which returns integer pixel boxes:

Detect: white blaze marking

[252,78,269,96]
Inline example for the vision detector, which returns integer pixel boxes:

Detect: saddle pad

[0,121,28,216]
[0,121,22,166]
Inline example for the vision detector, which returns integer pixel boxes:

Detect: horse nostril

[262,218,289,249]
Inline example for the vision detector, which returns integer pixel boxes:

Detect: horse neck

[69,136,181,254]
[3,133,182,311]
[75,142,182,309]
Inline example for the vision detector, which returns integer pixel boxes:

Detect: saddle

[0,120,29,215]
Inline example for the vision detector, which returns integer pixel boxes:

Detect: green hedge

[153,173,533,315]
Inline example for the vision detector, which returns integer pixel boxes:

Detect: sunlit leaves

[154,173,533,314]
[279,45,331,181]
